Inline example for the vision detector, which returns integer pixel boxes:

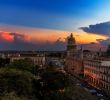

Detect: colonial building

[83,46,110,94]
[84,58,110,93]
[11,53,45,66]
[2,52,46,67]
[65,33,110,94]
[65,33,84,77]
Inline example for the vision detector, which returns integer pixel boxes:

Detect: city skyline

[0,0,110,50]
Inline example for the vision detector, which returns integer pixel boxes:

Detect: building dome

[66,33,77,52]
[67,33,76,44]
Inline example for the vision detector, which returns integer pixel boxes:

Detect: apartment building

[84,58,110,93]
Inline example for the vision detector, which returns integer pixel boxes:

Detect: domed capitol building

[65,33,110,95]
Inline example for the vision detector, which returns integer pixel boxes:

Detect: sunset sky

[0,0,110,50]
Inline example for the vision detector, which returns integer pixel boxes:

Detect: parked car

[76,83,81,86]
[97,93,103,97]
[99,99,105,100]
[89,89,97,95]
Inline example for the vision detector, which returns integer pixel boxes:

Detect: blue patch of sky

[0,0,109,31]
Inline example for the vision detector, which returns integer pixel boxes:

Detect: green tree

[36,66,72,100]
[0,68,34,97]
[0,92,37,100]
[0,58,10,67]
[9,58,37,74]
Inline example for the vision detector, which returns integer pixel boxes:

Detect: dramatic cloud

[0,32,13,42]
[96,38,110,51]
[80,21,110,35]
[0,31,31,42]
[0,25,108,51]
[97,38,110,45]
[81,43,101,51]
[82,37,110,51]
[0,31,66,51]
[96,39,105,43]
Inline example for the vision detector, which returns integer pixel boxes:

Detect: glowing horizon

[0,24,108,44]
[0,0,110,50]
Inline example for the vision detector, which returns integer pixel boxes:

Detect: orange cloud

[74,32,108,44]
[0,25,108,44]
[0,32,14,42]
[0,31,32,43]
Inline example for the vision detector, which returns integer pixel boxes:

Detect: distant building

[1,52,46,67]
[45,51,66,72]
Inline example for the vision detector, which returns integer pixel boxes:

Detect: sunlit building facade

[84,58,110,93]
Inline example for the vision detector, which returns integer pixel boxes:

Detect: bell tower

[67,33,77,57]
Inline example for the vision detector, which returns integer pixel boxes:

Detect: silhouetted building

[65,33,84,77]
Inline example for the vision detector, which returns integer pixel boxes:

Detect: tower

[98,48,102,57]
[106,44,110,57]
[67,33,77,57]
[80,45,83,60]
